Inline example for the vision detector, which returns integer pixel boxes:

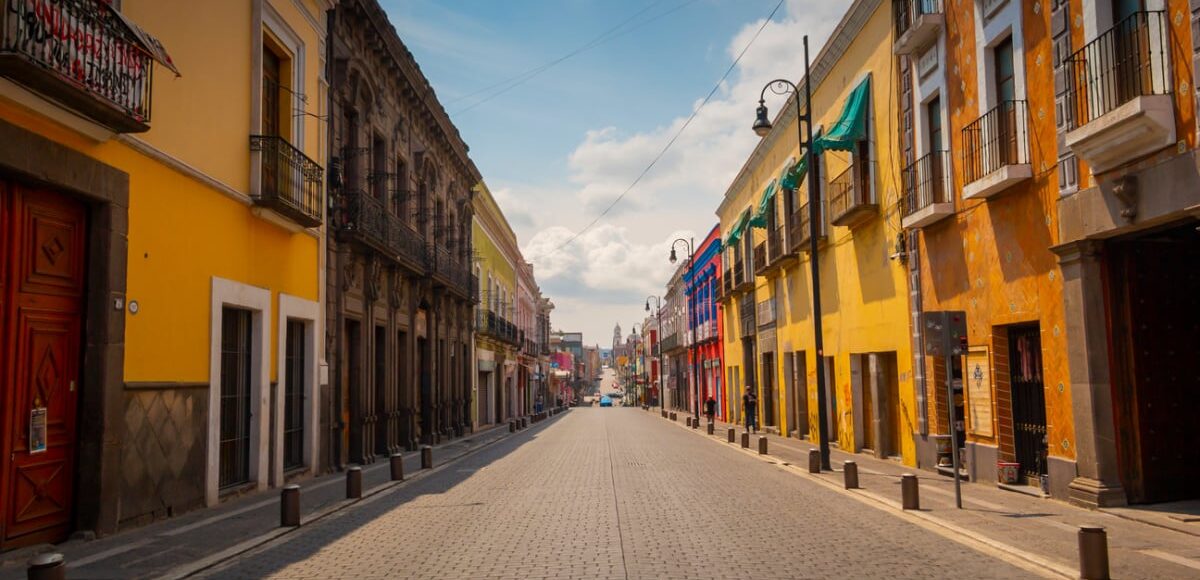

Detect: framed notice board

[965,346,993,438]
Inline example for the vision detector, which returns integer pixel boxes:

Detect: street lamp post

[751,35,831,471]
[645,295,665,412]
[670,238,698,424]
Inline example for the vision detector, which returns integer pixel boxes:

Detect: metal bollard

[346,466,362,499]
[280,484,300,527]
[421,445,433,469]
[1078,526,1110,580]
[523,417,529,428]
[758,436,768,455]
[509,420,516,433]
[707,422,714,435]
[843,461,859,489]
[740,432,750,449]
[727,427,736,443]
[686,417,692,427]
[901,473,920,510]
[26,553,65,580]
[808,449,821,473]
[390,452,405,481]
[670,412,677,421]
[691,418,698,429]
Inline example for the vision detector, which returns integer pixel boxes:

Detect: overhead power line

[546,0,786,256]
[448,0,669,107]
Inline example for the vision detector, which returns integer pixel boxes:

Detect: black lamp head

[753,100,772,137]
[669,248,677,263]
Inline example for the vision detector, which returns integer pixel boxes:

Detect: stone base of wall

[118,384,208,529]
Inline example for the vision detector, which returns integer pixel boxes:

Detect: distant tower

[612,323,622,350]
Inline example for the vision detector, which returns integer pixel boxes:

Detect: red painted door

[0,182,86,549]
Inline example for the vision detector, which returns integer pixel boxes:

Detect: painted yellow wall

[718,2,918,464]
[0,0,325,384]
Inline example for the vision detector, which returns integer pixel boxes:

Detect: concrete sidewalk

[0,409,568,580]
[653,408,1200,579]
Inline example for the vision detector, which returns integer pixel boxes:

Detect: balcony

[387,217,427,273]
[430,245,472,299]
[901,151,954,229]
[0,0,156,133]
[250,136,323,228]
[893,0,944,55]
[753,241,768,276]
[828,165,876,227]
[477,310,519,345]
[794,200,827,251]
[738,298,755,337]
[732,258,753,292]
[962,100,1031,201]
[1064,11,1173,174]
[338,189,389,254]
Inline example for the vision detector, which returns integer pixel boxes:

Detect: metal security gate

[1008,325,1047,483]
[283,319,305,471]
[219,307,253,489]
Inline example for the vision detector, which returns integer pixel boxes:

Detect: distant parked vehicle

[599,396,613,407]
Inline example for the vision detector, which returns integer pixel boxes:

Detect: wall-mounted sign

[29,407,47,454]
[965,347,994,438]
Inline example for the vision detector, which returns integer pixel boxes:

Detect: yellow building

[717,0,918,464]
[0,0,329,546]
[471,182,521,427]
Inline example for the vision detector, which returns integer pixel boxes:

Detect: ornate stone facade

[326,0,479,469]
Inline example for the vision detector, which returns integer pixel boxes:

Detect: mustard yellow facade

[472,181,520,427]
[717,0,918,465]
[0,0,329,544]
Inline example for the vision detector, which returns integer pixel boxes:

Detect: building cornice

[716,0,880,217]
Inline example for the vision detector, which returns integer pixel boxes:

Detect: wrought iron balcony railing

[250,135,323,227]
[794,200,827,250]
[901,151,953,220]
[893,0,944,55]
[962,100,1029,186]
[338,189,389,254]
[1065,11,1169,131]
[1,0,154,132]
[828,164,876,227]
[388,217,427,271]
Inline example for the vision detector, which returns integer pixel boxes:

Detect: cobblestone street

[201,408,1036,579]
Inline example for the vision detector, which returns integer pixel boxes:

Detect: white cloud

[521,0,846,343]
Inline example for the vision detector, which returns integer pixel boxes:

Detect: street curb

[661,414,1073,579]
[160,410,571,580]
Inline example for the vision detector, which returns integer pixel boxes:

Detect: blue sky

[383,0,844,345]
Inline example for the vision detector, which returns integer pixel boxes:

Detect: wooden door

[861,355,876,451]
[1,183,87,548]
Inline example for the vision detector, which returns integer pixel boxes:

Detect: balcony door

[926,97,944,207]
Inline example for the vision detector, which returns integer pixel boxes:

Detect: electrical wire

[546,0,787,256]
[450,0,703,115]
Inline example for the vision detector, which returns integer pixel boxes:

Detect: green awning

[779,157,808,190]
[749,180,777,228]
[725,208,751,246]
[815,76,870,153]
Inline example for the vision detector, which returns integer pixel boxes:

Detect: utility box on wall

[922,311,967,357]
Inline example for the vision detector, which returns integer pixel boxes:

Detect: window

[994,36,1015,104]
[262,47,282,138]
[393,159,408,217]
[371,135,386,200]
[220,307,253,489]
[283,319,305,471]
[927,96,943,150]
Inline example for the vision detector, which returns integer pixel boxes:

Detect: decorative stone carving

[366,257,383,301]
[1110,174,1138,221]
[342,254,359,292]
[390,267,404,309]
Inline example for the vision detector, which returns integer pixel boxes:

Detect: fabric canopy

[815,76,870,153]
[106,3,181,76]
[725,208,751,246]
[779,156,808,190]
[749,179,777,228]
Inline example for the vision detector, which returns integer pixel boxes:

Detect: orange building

[896,0,1199,506]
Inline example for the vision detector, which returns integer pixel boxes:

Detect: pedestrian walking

[743,389,758,434]
[704,396,717,424]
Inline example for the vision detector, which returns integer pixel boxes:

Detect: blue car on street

[599,396,613,407]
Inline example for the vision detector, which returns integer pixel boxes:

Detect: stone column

[1052,240,1126,508]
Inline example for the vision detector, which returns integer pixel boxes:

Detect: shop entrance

[1008,324,1047,485]
[1106,222,1200,503]
[761,352,776,428]
[0,182,87,548]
